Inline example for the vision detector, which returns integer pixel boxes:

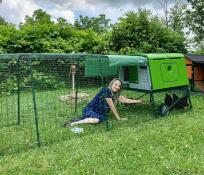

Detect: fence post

[17,58,20,125]
[74,59,80,113]
[28,58,41,147]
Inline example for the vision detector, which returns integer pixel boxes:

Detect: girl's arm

[106,98,121,120]
[118,95,143,104]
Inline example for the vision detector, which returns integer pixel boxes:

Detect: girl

[63,78,142,127]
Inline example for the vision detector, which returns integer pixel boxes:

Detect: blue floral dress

[81,87,114,122]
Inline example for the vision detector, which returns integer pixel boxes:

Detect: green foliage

[74,14,111,33]
[0,16,9,25]
[196,49,204,54]
[0,10,110,54]
[168,2,187,33]
[111,9,187,53]
[0,58,66,94]
[22,9,53,26]
[195,44,204,54]
[186,0,204,43]
[0,8,189,55]
[0,24,17,53]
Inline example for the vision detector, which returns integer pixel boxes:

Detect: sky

[0,0,187,25]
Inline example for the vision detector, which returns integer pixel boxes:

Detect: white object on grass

[70,127,84,133]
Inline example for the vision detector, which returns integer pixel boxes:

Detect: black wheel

[160,105,170,116]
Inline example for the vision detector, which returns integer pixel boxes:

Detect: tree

[57,17,68,26]
[168,2,187,33]
[0,16,8,25]
[111,9,187,53]
[195,41,204,54]
[74,14,111,33]
[21,9,53,26]
[159,0,170,27]
[0,24,17,53]
[186,0,204,42]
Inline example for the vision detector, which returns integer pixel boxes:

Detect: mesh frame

[0,53,192,155]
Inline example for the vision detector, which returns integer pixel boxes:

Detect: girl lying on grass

[63,78,142,127]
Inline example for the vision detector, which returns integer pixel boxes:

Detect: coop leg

[186,86,192,110]
[150,92,154,104]
[149,93,152,103]
[150,93,156,115]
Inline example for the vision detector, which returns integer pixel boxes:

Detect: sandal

[62,121,72,127]
[69,118,81,122]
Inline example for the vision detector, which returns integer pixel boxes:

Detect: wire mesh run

[0,53,192,155]
[0,54,117,155]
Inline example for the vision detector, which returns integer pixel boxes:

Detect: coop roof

[107,55,147,67]
[142,53,184,59]
[85,55,118,77]
[0,53,184,61]
[185,54,204,63]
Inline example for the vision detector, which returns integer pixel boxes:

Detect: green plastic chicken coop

[85,53,192,115]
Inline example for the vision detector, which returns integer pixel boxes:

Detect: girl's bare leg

[70,118,99,126]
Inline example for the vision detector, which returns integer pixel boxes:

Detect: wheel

[160,105,170,116]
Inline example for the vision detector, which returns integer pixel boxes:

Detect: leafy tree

[21,9,53,26]
[194,41,204,54]
[186,0,204,42]
[111,9,187,53]
[168,2,187,33]
[74,14,111,33]
[0,17,17,53]
[0,8,189,55]
[159,0,170,27]
[0,16,8,25]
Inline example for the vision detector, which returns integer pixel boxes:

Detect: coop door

[123,66,129,81]
[122,66,138,83]
[128,66,138,83]
[161,63,179,82]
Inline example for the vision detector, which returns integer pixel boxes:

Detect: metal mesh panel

[0,53,192,155]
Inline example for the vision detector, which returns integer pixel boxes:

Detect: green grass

[0,88,204,174]
[0,87,99,155]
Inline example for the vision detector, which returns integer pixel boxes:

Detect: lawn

[0,88,204,175]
